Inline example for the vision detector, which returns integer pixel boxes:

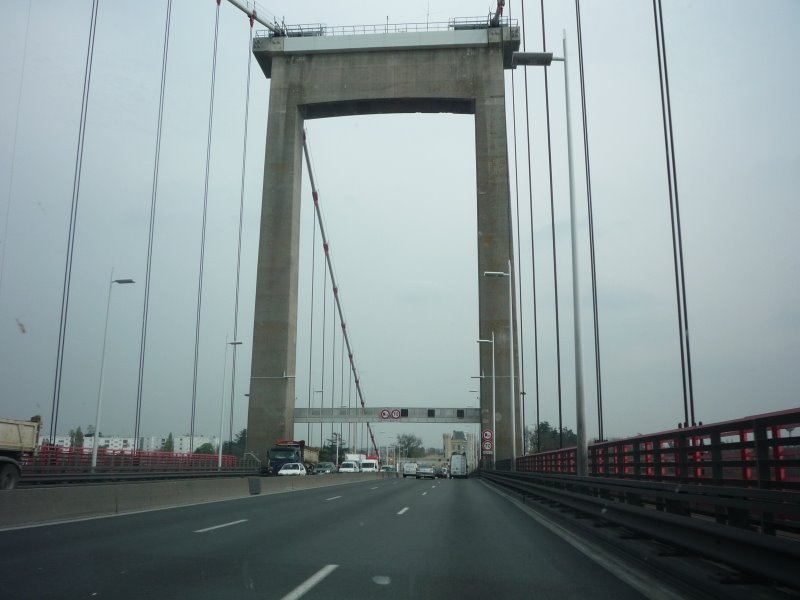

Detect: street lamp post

[484,260,517,470]
[91,270,135,469]
[219,340,242,469]
[512,34,588,476]
[477,333,496,469]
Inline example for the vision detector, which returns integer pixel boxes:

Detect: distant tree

[396,433,425,458]
[319,434,348,463]
[85,424,95,438]
[161,432,174,452]
[194,442,215,454]
[525,421,578,453]
[222,429,247,457]
[426,447,443,456]
[69,426,84,448]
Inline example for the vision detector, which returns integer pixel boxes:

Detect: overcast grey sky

[0,1,798,451]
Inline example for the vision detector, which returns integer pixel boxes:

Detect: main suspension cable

[190,0,222,451]
[539,0,563,453]
[574,0,604,441]
[50,0,100,443]
[507,0,528,454]
[302,130,379,458]
[229,10,256,447]
[134,0,172,450]
[0,0,32,302]
[520,0,544,451]
[653,0,694,426]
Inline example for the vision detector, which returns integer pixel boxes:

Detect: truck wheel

[0,464,20,490]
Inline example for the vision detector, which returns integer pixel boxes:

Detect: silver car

[416,463,436,479]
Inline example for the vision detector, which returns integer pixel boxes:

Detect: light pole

[218,340,242,469]
[512,33,588,476]
[91,270,135,469]
[484,259,517,470]
[313,389,324,446]
[477,334,496,469]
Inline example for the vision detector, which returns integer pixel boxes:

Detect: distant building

[39,434,219,453]
[443,430,477,469]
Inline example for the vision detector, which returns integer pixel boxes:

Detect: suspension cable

[507,0,528,455]
[229,10,256,447]
[50,0,100,443]
[574,0,604,441]
[319,251,328,446]
[539,0,563,454]
[134,0,172,450]
[519,0,544,451]
[0,0,32,302]
[330,284,337,443]
[653,0,694,426]
[302,130,380,458]
[190,0,222,452]
[306,194,318,444]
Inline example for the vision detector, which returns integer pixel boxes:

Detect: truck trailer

[449,452,468,478]
[265,440,319,475]
[0,417,40,489]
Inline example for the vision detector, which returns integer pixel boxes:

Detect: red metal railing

[22,445,252,474]
[516,408,800,489]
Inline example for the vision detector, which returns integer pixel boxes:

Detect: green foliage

[525,421,578,453]
[221,429,247,457]
[396,433,425,458]
[319,434,348,463]
[161,432,174,452]
[69,426,84,448]
[194,442,215,454]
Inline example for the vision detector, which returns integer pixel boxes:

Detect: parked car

[338,461,360,473]
[416,463,436,479]
[380,466,396,473]
[316,462,337,474]
[437,466,449,478]
[278,462,306,476]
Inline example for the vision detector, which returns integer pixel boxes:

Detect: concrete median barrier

[0,473,379,528]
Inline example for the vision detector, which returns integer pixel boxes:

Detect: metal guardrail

[20,446,259,485]
[518,408,800,490]
[20,469,258,486]
[483,469,800,590]
[254,17,518,39]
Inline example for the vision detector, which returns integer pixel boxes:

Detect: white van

[339,461,360,473]
[402,462,418,478]
[360,459,379,472]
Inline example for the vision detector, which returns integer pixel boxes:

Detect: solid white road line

[281,564,339,600]
[397,507,409,515]
[193,519,247,533]
[325,496,342,501]
[370,486,379,490]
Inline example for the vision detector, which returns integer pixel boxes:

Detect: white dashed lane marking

[194,519,247,533]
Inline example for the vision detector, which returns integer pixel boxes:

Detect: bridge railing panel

[517,408,800,489]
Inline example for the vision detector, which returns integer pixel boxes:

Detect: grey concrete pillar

[248,26,520,464]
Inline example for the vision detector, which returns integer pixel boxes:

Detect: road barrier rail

[517,408,800,490]
[20,446,259,485]
[482,469,800,590]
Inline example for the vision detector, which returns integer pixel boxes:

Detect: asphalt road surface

[2,476,678,599]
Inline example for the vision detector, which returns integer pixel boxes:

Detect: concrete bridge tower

[248,21,521,466]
